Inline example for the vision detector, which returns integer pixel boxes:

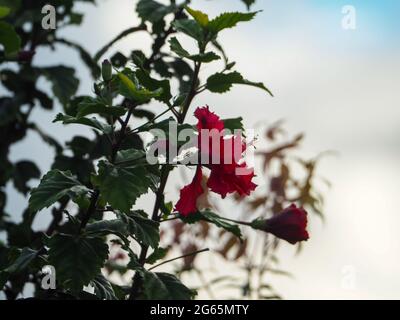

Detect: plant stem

[129,57,203,299]
[111,105,135,162]
[95,24,147,61]
[78,189,100,233]
[179,61,201,123]
[217,215,252,226]
[79,104,134,233]
[148,248,209,271]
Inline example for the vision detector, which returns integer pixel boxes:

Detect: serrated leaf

[206,71,273,96]
[4,247,38,274]
[114,149,146,165]
[54,113,112,134]
[146,247,168,264]
[185,6,209,27]
[118,72,162,103]
[0,21,21,55]
[169,37,190,57]
[222,117,244,133]
[135,69,171,104]
[181,210,242,239]
[92,161,155,213]
[125,210,160,248]
[90,274,117,300]
[169,37,220,63]
[208,11,259,34]
[86,219,129,237]
[29,170,90,212]
[136,0,174,23]
[77,97,126,118]
[172,19,203,42]
[142,271,195,300]
[47,234,109,293]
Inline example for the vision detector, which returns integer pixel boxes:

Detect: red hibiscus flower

[251,204,309,244]
[175,106,257,216]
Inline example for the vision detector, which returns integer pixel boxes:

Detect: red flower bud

[252,204,309,244]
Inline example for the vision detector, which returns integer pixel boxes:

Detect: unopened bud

[101,59,112,81]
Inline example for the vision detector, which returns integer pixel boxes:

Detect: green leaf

[77,97,126,118]
[4,247,38,274]
[222,117,244,133]
[118,72,162,103]
[92,160,156,213]
[47,234,109,293]
[114,149,146,165]
[142,271,196,300]
[0,21,21,55]
[135,69,172,104]
[172,19,203,42]
[181,210,242,239]
[206,71,273,96]
[41,66,79,105]
[146,247,168,264]
[125,210,160,248]
[185,6,209,27]
[208,11,259,34]
[86,219,129,237]
[169,37,190,58]
[90,274,117,300]
[12,160,41,195]
[54,113,112,134]
[29,170,90,212]
[141,117,195,152]
[0,6,10,18]
[169,37,220,63]
[136,0,174,23]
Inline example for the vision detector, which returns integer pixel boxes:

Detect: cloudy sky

[4,0,400,299]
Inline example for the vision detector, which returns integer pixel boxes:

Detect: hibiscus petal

[175,166,204,216]
[194,106,224,131]
[207,162,257,198]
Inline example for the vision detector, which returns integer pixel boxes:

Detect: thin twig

[148,248,210,271]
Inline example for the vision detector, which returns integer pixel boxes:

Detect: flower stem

[148,248,209,271]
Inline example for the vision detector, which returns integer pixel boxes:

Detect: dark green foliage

[47,234,109,293]
[142,271,195,300]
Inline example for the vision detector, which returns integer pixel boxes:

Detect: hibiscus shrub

[0,1,315,300]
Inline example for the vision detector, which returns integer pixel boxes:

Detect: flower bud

[251,204,309,244]
[101,59,112,81]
